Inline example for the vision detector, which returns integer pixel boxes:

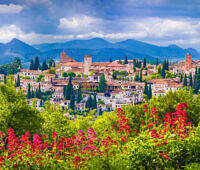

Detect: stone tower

[84,55,92,75]
[60,51,76,63]
[185,53,192,71]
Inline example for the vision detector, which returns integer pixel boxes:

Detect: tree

[64,76,73,100]
[62,72,68,78]
[69,90,75,110]
[86,95,93,110]
[31,89,35,98]
[29,59,34,70]
[134,73,139,81]
[42,60,48,71]
[68,72,76,78]
[4,74,6,84]
[143,57,146,68]
[139,70,143,82]
[98,74,107,92]
[183,73,187,87]
[119,59,122,64]
[38,83,42,99]
[156,58,159,66]
[144,82,148,96]
[124,56,128,64]
[0,84,41,136]
[189,73,193,87]
[27,83,31,99]
[148,84,152,99]
[158,66,162,75]
[109,58,112,62]
[92,93,97,109]
[180,74,183,83]
[15,75,20,87]
[48,58,55,68]
[77,85,83,103]
[34,56,40,70]
[161,66,165,78]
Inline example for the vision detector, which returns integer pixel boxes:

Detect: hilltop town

[0,52,197,114]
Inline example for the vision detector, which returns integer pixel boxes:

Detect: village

[0,52,196,114]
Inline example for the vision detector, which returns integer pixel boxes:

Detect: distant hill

[0,37,199,65]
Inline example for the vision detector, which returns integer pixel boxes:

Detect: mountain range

[0,37,199,65]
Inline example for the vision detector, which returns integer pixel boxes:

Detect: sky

[0,0,200,50]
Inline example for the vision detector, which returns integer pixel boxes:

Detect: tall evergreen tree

[31,89,35,98]
[180,74,183,83]
[139,70,143,82]
[86,95,93,110]
[27,83,31,99]
[124,56,128,64]
[158,66,162,75]
[40,99,43,107]
[29,59,34,70]
[183,73,187,87]
[144,82,148,96]
[92,93,97,110]
[148,84,152,100]
[69,89,75,110]
[156,58,159,66]
[34,56,40,70]
[189,73,193,87]
[143,57,146,68]
[98,74,107,92]
[64,76,73,100]
[16,75,20,87]
[77,85,83,103]
[4,74,6,84]
[38,83,41,99]
[134,73,139,81]
[109,58,112,62]
[161,66,165,78]
[42,60,48,71]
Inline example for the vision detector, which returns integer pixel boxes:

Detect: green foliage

[98,74,107,92]
[143,57,146,68]
[42,59,48,71]
[0,84,41,136]
[68,71,76,78]
[76,85,83,103]
[36,74,44,82]
[63,76,73,100]
[62,72,68,77]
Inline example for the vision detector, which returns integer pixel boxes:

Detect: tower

[84,55,92,75]
[60,51,76,63]
[185,53,192,71]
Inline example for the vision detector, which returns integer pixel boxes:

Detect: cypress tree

[29,59,34,70]
[36,89,39,98]
[143,57,146,68]
[158,66,162,75]
[124,56,128,64]
[4,74,6,84]
[16,75,20,87]
[86,95,93,110]
[38,83,41,99]
[180,74,183,83]
[42,60,48,71]
[148,84,152,100]
[134,73,139,81]
[189,73,193,87]
[109,58,112,62]
[77,85,83,103]
[98,74,107,92]
[65,76,73,100]
[34,56,40,70]
[156,58,159,66]
[144,82,148,96]
[40,99,43,107]
[161,66,165,78]
[69,90,75,110]
[27,83,31,99]
[31,89,35,98]
[139,70,143,82]
[183,73,187,87]
[92,93,97,110]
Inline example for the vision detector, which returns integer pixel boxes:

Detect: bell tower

[84,55,92,75]
[185,53,192,71]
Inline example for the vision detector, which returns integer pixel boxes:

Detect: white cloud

[0,4,23,14]
[58,15,102,32]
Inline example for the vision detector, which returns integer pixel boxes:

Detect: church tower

[84,55,92,75]
[185,53,192,71]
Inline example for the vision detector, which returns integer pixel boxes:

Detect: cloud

[0,4,23,14]
[58,15,102,33]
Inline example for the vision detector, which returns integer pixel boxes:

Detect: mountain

[34,38,200,60]
[0,38,40,64]
[0,37,199,65]
[34,38,113,52]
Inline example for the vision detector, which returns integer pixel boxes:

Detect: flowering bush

[0,102,200,169]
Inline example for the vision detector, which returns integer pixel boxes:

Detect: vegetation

[1,85,200,169]
[98,74,107,92]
